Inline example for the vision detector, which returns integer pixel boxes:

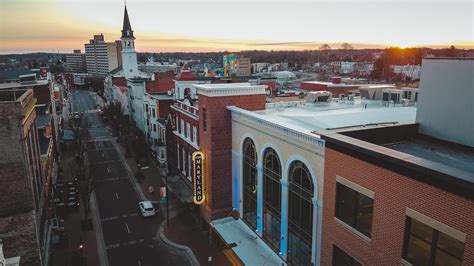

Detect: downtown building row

[0,70,63,265]
[166,58,473,265]
[101,7,473,265]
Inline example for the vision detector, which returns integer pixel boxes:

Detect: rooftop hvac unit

[307,91,332,103]
[382,89,402,104]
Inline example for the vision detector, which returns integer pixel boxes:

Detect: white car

[138,201,156,217]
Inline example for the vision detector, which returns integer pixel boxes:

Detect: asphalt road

[71,90,190,266]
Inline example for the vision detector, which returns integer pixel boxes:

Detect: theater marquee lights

[192,151,205,205]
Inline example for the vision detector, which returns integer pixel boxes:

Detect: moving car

[138,201,156,217]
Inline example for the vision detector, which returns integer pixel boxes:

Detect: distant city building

[236,57,251,77]
[84,34,122,75]
[252,62,271,73]
[389,64,422,80]
[65,49,86,73]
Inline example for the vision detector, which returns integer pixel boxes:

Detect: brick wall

[321,147,474,265]
[0,100,40,265]
[198,94,266,222]
[157,99,172,119]
[146,71,175,93]
[0,210,41,265]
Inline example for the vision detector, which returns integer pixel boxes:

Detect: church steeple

[121,5,135,39]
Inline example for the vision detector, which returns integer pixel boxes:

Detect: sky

[0,0,473,54]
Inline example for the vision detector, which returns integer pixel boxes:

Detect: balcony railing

[173,101,198,116]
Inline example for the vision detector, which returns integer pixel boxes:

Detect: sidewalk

[164,212,231,266]
[50,149,100,266]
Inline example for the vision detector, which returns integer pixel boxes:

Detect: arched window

[242,138,257,229]
[288,161,314,266]
[262,148,282,252]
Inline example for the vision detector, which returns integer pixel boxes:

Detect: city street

[71,90,191,266]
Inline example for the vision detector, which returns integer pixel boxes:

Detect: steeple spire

[121,5,135,39]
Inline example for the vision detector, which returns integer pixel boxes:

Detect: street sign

[192,151,205,205]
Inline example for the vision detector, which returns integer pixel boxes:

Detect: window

[288,161,314,266]
[146,119,149,126]
[403,217,464,266]
[175,116,178,132]
[332,245,362,266]
[182,149,186,175]
[193,126,197,144]
[188,153,192,182]
[242,138,258,230]
[262,148,281,252]
[335,181,374,238]
[145,103,149,113]
[177,143,180,170]
[186,122,190,139]
[180,119,184,135]
[202,107,207,132]
[153,124,157,132]
[152,108,156,118]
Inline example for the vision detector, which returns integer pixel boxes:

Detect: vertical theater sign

[192,151,205,205]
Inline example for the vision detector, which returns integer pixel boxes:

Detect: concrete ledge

[157,217,200,266]
[91,192,109,266]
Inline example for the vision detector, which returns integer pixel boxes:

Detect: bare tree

[73,157,99,229]
[319,43,332,51]
[71,116,91,171]
[341,42,354,50]
[102,101,128,141]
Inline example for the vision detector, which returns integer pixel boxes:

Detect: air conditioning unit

[307,91,332,103]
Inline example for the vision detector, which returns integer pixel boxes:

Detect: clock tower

[121,5,139,79]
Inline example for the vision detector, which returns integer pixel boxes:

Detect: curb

[91,191,109,266]
[112,140,147,201]
[158,216,200,266]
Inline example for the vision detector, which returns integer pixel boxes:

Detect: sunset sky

[0,0,473,54]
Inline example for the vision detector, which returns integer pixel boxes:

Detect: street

[71,90,191,266]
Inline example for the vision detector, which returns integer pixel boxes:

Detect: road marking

[138,260,142,266]
[101,151,105,158]
[115,192,119,200]
[107,167,110,174]
[125,223,131,234]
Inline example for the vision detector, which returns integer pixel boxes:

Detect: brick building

[317,57,474,266]
[320,125,474,265]
[0,89,48,265]
[195,83,267,222]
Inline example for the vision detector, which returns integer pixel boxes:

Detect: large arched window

[288,161,314,266]
[242,138,258,229]
[262,148,282,252]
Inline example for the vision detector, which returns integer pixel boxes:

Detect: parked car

[73,112,80,120]
[138,201,156,217]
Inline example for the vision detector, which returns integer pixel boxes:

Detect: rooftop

[250,99,416,135]
[321,124,474,200]
[0,79,48,90]
[36,113,52,128]
[195,82,267,97]
[386,138,474,178]
[210,217,285,266]
[0,89,29,102]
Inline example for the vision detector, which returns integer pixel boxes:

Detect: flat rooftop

[386,138,474,179]
[0,79,48,90]
[255,99,416,134]
[0,89,29,102]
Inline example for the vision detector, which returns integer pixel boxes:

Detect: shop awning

[210,217,286,266]
[167,175,193,204]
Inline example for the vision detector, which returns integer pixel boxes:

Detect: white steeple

[121,5,139,79]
